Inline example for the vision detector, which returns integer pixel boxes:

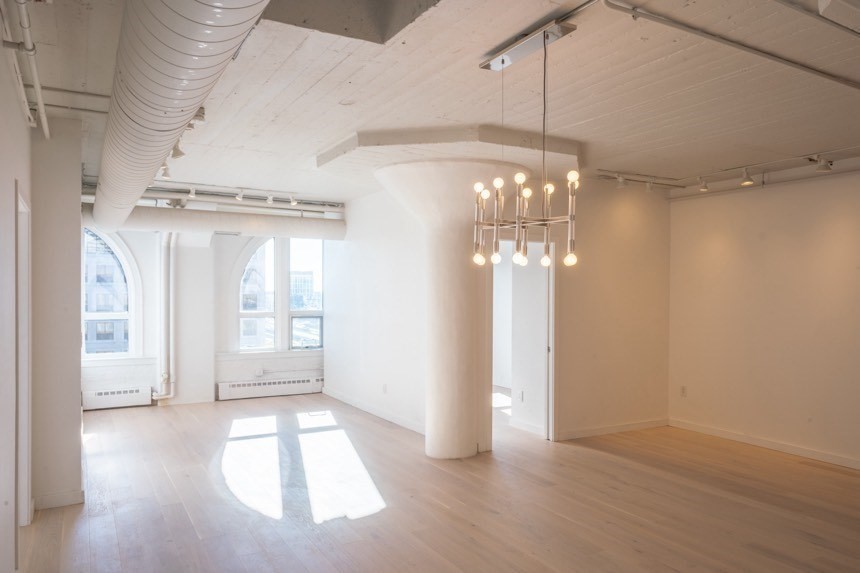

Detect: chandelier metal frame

[471,24,579,268]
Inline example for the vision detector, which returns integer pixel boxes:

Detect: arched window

[236,237,324,351]
[81,229,130,355]
[240,238,276,349]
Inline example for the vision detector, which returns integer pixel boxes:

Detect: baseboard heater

[217,374,324,401]
[82,387,152,410]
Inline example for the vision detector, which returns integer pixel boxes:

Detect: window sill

[216,348,323,361]
[81,356,157,367]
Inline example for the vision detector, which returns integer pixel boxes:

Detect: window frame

[234,237,324,353]
[80,228,141,358]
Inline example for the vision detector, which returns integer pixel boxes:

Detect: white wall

[669,174,860,468]
[0,47,32,573]
[554,179,670,440]
[510,242,549,436]
[323,190,427,433]
[31,118,85,510]
[492,242,513,390]
[170,239,216,404]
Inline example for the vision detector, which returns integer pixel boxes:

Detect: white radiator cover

[82,387,152,410]
[217,374,324,401]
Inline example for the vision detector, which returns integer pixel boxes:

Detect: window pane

[83,229,129,314]
[84,319,129,354]
[241,239,275,312]
[291,317,322,349]
[290,239,323,311]
[240,317,275,349]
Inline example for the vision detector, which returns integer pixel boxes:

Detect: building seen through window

[239,238,323,350]
[81,229,130,354]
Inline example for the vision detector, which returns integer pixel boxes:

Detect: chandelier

[471,20,580,268]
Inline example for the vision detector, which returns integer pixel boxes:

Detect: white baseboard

[34,489,85,510]
[556,418,668,441]
[507,417,544,436]
[669,419,860,470]
[322,387,425,435]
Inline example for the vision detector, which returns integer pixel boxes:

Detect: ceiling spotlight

[290,196,298,206]
[188,187,196,198]
[816,156,832,173]
[171,142,185,159]
[266,194,273,204]
[698,178,709,192]
[236,190,244,201]
[740,168,755,187]
[160,162,171,180]
[616,174,627,189]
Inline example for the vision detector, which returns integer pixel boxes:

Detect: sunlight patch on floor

[298,428,386,524]
[297,410,337,430]
[492,392,512,408]
[222,416,283,519]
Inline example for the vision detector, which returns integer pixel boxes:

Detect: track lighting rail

[601,0,860,92]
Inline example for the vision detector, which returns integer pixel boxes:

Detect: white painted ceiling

[14,0,860,202]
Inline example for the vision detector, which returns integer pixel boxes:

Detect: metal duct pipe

[11,0,49,137]
[92,0,270,231]
[81,203,347,240]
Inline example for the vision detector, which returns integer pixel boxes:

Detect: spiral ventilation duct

[92,0,270,231]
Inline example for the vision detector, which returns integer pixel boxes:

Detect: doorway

[492,241,553,441]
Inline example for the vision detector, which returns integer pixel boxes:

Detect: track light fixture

[266,194,274,204]
[236,189,244,201]
[171,142,185,159]
[160,161,171,180]
[188,187,196,198]
[698,178,709,192]
[645,179,654,193]
[740,168,755,187]
[290,196,298,206]
[816,156,833,173]
[616,173,627,189]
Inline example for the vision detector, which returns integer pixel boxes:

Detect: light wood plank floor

[19,393,860,572]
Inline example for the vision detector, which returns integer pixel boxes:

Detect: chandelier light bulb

[544,183,555,195]
[540,254,551,267]
[574,180,580,190]
[474,182,484,193]
[512,251,523,265]
[520,255,528,266]
[473,253,486,266]
[493,177,505,189]
[522,187,533,199]
[491,252,502,265]
[514,172,527,185]
[480,188,491,200]
[567,170,580,183]
[563,252,578,266]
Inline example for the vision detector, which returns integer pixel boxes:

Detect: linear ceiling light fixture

[473,26,579,268]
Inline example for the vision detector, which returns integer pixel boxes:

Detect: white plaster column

[375,160,527,459]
